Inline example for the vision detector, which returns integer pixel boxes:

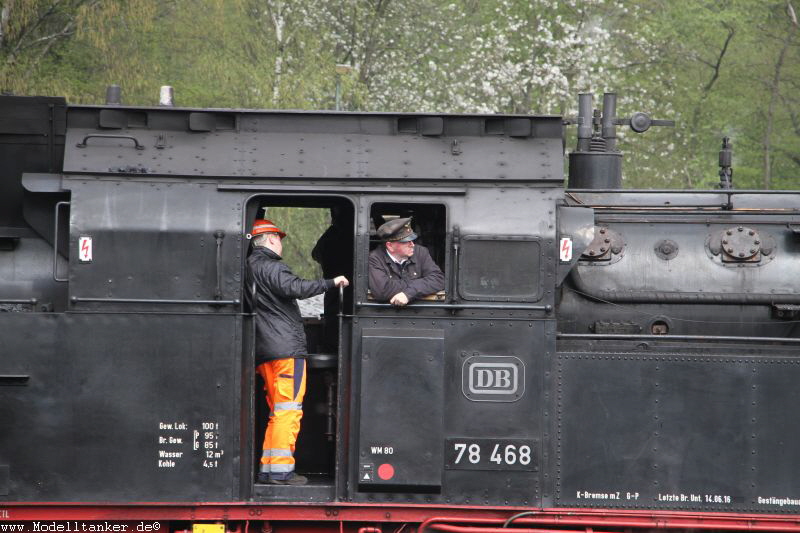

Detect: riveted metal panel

[349,316,550,507]
[63,178,243,311]
[560,212,800,337]
[357,328,444,491]
[571,221,799,295]
[63,108,563,182]
[0,313,242,502]
[553,350,800,513]
[752,362,800,505]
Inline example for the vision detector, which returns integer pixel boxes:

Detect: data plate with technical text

[445,438,537,471]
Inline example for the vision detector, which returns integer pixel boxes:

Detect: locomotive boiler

[0,88,799,533]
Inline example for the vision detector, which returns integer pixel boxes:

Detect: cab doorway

[244,195,354,495]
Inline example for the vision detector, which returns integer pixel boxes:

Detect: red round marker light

[377,463,395,480]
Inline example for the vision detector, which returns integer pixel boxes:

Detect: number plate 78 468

[444,438,537,471]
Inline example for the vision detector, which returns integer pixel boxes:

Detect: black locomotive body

[0,93,799,531]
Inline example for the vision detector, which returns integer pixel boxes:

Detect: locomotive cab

[244,195,355,492]
[245,196,451,494]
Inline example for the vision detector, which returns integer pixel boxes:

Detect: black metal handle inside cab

[337,285,344,363]
[76,134,145,150]
[214,230,225,300]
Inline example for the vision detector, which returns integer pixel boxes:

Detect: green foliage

[615,0,800,189]
[0,1,160,101]
[262,207,329,280]
[0,0,797,189]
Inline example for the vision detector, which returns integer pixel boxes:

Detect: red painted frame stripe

[1,504,799,531]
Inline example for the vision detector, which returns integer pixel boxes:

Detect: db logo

[462,355,525,402]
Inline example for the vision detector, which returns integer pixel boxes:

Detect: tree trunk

[763,0,798,189]
[269,0,285,104]
[683,22,734,188]
[0,6,10,49]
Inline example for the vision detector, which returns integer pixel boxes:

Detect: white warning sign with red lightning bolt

[78,236,93,262]
[559,237,573,262]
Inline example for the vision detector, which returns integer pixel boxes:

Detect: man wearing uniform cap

[368,217,444,306]
[247,218,349,485]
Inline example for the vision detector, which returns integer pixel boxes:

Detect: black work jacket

[247,247,334,364]
[368,244,445,303]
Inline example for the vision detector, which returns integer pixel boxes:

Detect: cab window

[367,202,447,302]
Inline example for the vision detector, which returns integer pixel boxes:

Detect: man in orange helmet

[247,218,349,485]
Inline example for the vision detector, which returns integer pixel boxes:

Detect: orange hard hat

[250,219,286,238]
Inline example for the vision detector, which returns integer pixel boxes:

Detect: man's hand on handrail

[389,292,409,306]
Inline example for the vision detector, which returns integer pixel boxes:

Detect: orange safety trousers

[256,357,307,480]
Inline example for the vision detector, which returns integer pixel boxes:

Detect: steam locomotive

[1,87,799,533]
